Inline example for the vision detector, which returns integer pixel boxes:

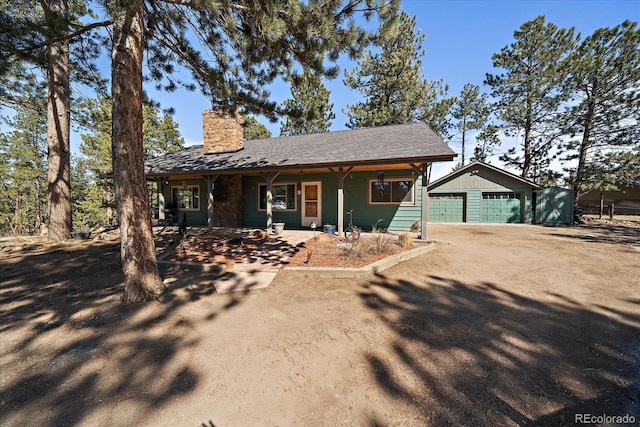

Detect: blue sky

[72,0,639,178]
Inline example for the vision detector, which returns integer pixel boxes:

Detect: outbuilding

[427,161,541,223]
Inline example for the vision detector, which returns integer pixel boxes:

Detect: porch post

[421,163,431,241]
[157,178,165,221]
[266,179,273,232]
[337,168,344,236]
[330,166,353,236]
[206,174,219,230]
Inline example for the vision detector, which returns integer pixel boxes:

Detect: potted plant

[273,222,285,235]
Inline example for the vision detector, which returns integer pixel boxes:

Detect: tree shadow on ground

[360,272,640,426]
[0,235,245,426]
[545,222,640,245]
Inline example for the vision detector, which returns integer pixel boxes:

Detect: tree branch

[67,20,113,40]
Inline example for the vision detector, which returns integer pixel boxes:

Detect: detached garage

[427,162,541,223]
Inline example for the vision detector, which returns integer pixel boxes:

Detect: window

[482,192,520,200]
[429,194,464,200]
[369,178,414,205]
[258,183,297,211]
[171,186,200,210]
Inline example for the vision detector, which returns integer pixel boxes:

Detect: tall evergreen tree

[471,124,500,164]
[105,0,396,302]
[79,96,185,173]
[561,21,640,200]
[243,116,272,140]
[77,96,185,228]
[0,105,47,234]
[45,0,72,241]
[280,68,335,136]
[451,83,490,166]
[1,1,109,240]
[485,16,577,179]
[344,10,453,137]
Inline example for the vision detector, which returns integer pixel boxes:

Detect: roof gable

[428,161,541,191]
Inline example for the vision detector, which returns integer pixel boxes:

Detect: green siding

[534,187,574,224]
[156,170,435,231]
[428,165,537,224]
[242,170,422,232]
[466,189,482,223]
[161,178,208,225]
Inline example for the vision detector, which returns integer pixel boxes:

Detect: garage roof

[428,161,542,190]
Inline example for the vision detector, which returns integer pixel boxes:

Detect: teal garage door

[481,192,521,223]
[428,194,465,222]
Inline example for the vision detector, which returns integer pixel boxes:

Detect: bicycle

[344,209,361,242]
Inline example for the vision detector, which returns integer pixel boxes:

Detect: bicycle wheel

[344,226,361,242]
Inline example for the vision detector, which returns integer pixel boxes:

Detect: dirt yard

[0,220,638,426]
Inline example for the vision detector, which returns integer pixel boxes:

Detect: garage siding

[427,163,539,224]
[466,189,481,223]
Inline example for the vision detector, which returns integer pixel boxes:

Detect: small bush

[371,234,392,254]
[399,232,414,248]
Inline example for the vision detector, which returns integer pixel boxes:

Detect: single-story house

[426,161,541,223]
[144,110,457,239]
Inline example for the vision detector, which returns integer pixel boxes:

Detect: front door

[301,181,321,226]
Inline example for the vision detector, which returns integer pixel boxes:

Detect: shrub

[399,232,414,248]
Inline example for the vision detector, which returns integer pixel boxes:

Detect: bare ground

[0,220,638,426]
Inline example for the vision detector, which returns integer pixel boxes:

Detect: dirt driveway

[1,222,638,426]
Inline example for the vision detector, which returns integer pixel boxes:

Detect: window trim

[368,177,415,206]
[171,185,200,211]
[482,192,521,200]
[257,182,298,212]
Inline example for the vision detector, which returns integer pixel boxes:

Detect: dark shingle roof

[145,122,456,176]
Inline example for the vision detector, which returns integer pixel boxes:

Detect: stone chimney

[202,109,244,154]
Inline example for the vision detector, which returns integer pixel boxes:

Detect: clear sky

[76,0,640,178]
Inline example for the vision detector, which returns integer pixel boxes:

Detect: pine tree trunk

[574,95,596,203]
[14,195,22,234]
[522,116,532,178]
[46,0,72,241]
[461,114,466,166]
[34,178,42,232]
[112,0,166,303]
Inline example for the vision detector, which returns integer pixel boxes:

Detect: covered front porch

[148,161,438,240]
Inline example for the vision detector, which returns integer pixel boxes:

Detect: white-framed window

[369,178,415,205]
[482,192,521,200]
[171,185,200,210]
[258,183,297,211]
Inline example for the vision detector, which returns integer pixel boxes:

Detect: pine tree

[280,68,335,136]
[344,10,453,137]
[1,1,109,240]
[106,0,396,302]
[76,95,185,229]
[471,125,501,164]
[0,106,47,234]
[243,116,272,140]
[561,21,640,200]
[451,84,490,166]
[485,16,577,179]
